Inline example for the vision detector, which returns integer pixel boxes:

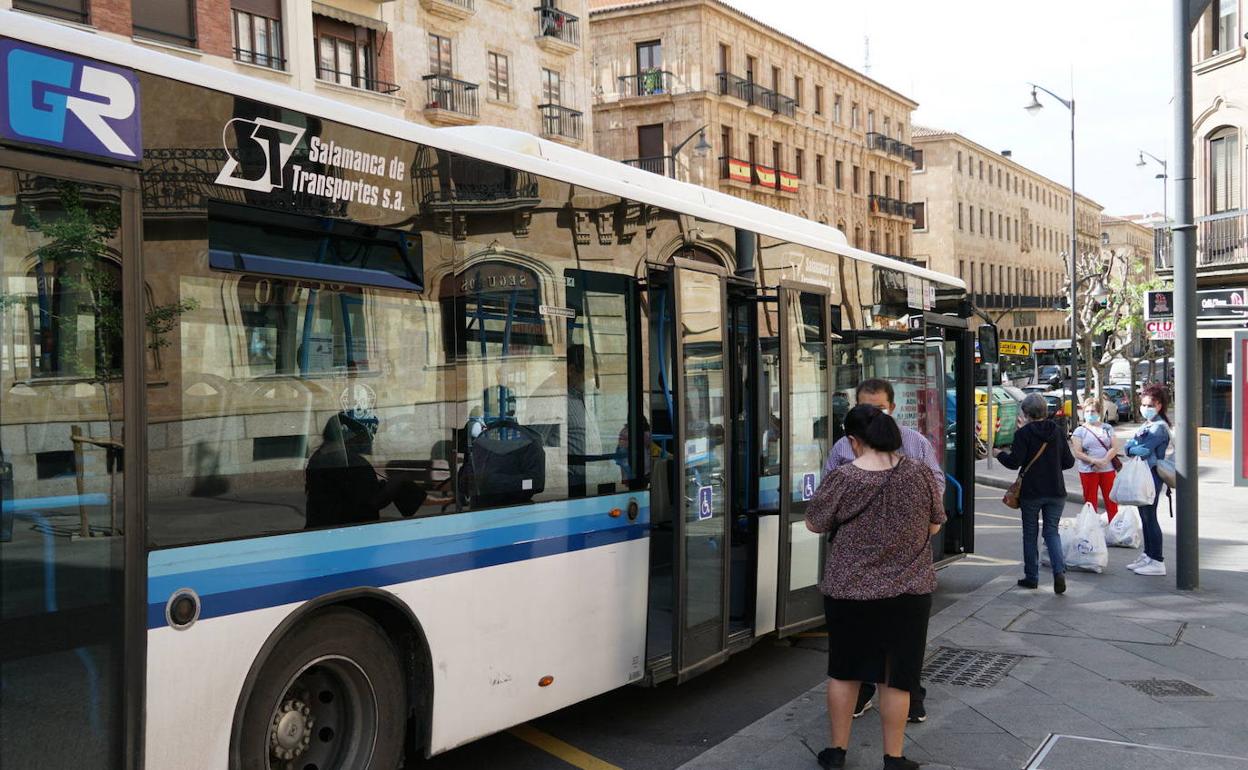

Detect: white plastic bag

[1104,505,1143,549]
[1041,519,1077,567]
[1110,457,1156,506]
[1065,503,1109,573]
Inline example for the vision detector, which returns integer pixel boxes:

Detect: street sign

[1146,320,1176,340]
[999,340,1032,357]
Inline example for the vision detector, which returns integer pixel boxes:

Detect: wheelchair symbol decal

[697,486,713,520]
[801,473,817,501]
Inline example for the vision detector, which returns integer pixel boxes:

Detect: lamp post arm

[671,124,708,159]
[1029,82,1073,111]
[1140,149,1168,173]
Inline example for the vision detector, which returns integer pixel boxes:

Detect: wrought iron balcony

[869,194,911,218]
[535,6,580,48]
[866,132,917,162]
[539,104,583,141]
[715,72,796,118]
[422,74,479,120]
[625,156,673,176]
[618,69,674,97]
[1197,209,1248,269]
[316,66,400,94]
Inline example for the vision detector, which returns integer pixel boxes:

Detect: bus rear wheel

[238,607,406,770]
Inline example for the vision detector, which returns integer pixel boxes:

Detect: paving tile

[971,701,1125,741]
[970,601,1030,631]
[934,617,1049,657]
[1166,698,1248,728]
[1191,679,1248,699]
[1113,640,1248,680]
[1030,612,1180,645]
[906,729,1036,770]
[1180,623,1248,659]
[1114,726,1248,760]
[1009,633,1174,680]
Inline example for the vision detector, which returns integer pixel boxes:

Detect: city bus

[0,13,976,769]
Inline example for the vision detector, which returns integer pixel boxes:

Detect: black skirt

[823,593,932,692]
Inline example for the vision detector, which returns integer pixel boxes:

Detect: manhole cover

[921,647,1024,688]
[1120,679,1214,697]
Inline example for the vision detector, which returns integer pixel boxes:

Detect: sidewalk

[674,473,1248,769]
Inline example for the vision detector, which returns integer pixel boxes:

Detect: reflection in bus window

[237,278,369,376]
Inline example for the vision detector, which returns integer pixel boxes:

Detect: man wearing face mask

[823,378,944,724]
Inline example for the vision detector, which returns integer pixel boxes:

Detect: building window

[314,15,381,90]
[979,160,984,180]
[133,0,196,47]
[869,170,876,195]
[835,160,844,190]
[969,205,974,233]
[852,165,861,194]
[1214,0,1240,55]
[487,52,509,101]
[542,68,562,105]
[814,85,824,115]
[851,103,860,130]
[957,151,963,173]
[793,76,803,107]
[794,148,804,178]
[912,202,926,230]
[1208,126,1240,213]
[721,125,732,158]
[989,211,994,237]
[232,0,283,69]
[816,154,825,185]
[913,149,925,171]
[718,43,731,74]
[958,202,964,230]
[428,33,453,76]
[636,39,662,75]
[867,109,875,133]
[833,94,842,123]
[13,0,88,24]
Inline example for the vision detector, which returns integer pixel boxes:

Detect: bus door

[773,284,832,637]
[0,149,144,769]
[924,316,976,558]
[650,259,732,681]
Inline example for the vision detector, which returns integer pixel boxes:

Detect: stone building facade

[1182,0,1248,453]
[588,0,918,260]
[909,126,1104,344]
[4,0,593,149]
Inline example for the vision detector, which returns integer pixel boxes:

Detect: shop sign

[1146,320,1175,340]
[1146,288,1248,320]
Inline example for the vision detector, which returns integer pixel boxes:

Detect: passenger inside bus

[304,412,425,529]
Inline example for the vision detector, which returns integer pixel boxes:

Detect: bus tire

[236,607,406,770]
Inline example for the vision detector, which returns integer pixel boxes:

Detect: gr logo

[0,40,141,162]
[215,117,306,192]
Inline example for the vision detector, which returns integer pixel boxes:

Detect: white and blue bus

[0,12,977,769]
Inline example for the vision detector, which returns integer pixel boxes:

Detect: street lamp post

[670,125,712,180]
[1026,83,1079,433]
[1136,150,1169,226]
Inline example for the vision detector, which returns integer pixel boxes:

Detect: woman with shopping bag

[1070,398,1121,521]
[994,394,1076,594]
[1121,385,1171,577]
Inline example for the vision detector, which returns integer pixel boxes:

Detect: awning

[311,2,387,32]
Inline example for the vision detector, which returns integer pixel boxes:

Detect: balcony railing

[618,69,674,97]
[423,74,479,116]
[1197,209,1248,268]
[539,104,583,141]
[536,6,580,47]
[625,156,673,176]
[869,194,912,218]
[715,72,796,118]
[866,132,917,162]
[316,66,400,94]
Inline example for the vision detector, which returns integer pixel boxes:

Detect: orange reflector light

[538,676,554,687]
[609,508,622,518]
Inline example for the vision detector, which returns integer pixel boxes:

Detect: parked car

[1101,386,1132,423]
[1021,384,1050,397]
[1000,385,1028,404]
[1043,389,1118,425]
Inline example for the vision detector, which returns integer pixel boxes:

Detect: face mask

[1085,412,1100,423]
[1141,406,1158,421]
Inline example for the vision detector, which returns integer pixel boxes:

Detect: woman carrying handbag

[1070,397,1122,521]
[994,394,1076,594]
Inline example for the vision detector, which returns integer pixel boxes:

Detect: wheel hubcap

[269,699,313,759]
[264,657,378,770]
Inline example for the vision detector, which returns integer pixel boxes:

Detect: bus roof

[2,10,965,291]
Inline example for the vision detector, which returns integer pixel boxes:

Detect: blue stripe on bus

[147,493,650,629]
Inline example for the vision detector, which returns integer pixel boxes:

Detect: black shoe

[817,747,847,769]
[1054,573,1067,595]
[853,683,876,718]
[907,689,927,723]
[882,755,921,770]
[1017,578,1038,589]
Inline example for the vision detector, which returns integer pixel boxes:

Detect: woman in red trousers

[1070,397,1121,520]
